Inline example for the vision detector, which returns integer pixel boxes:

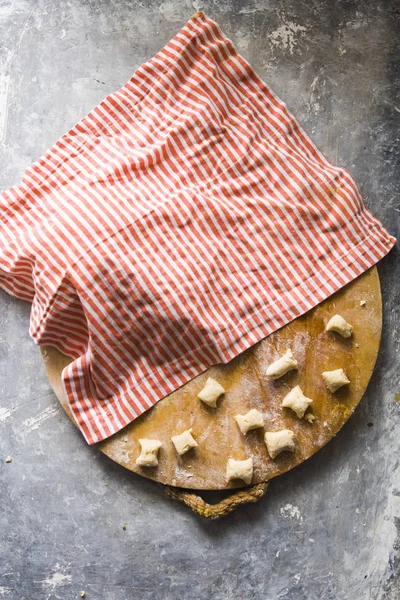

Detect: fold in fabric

[0,12,395,444]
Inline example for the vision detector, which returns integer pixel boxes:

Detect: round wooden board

[41,267,382,490]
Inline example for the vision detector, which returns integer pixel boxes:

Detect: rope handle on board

[164,481,269,519]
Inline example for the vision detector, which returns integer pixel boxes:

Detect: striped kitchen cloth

[0,12,395,444]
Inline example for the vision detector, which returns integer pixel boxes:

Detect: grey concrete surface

[0,1,399,599]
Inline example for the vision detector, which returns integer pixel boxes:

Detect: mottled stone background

[0,1,399,599]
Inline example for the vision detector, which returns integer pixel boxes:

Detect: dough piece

[322,368,350,393]
[360,300,366,307]
[171,428,198,455]
[325,314,353,338]
[135,439,162,467]
[235,409,264,434]
[226,458,253,485]
[282,385,313,419]
[266,349,298,380]
[305,412,316,424]
[197,377,225,408]
[264,430,296,459]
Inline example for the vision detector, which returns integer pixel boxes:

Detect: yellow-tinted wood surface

[41,267,382,490]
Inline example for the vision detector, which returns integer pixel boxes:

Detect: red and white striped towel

[0,12,395,444]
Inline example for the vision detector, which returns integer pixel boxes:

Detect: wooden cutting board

[41,267,382,490]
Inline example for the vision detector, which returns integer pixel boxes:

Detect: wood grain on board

[41,267,382,490]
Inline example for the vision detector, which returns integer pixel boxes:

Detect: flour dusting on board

[174,462,196,481]
[111,444,134,465]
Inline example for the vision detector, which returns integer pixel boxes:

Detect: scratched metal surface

[0,1,399,599]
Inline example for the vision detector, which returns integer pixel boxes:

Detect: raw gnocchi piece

[266,349,298,380]
[322,368,350,393]
[281,385,313,419]
[235,409,264,434]
[171,428,198,455]
[135,439,162,468]
[325,314,353,338]
[264,429,296,459]
[197,377,225,407]
[226,458,253,485]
